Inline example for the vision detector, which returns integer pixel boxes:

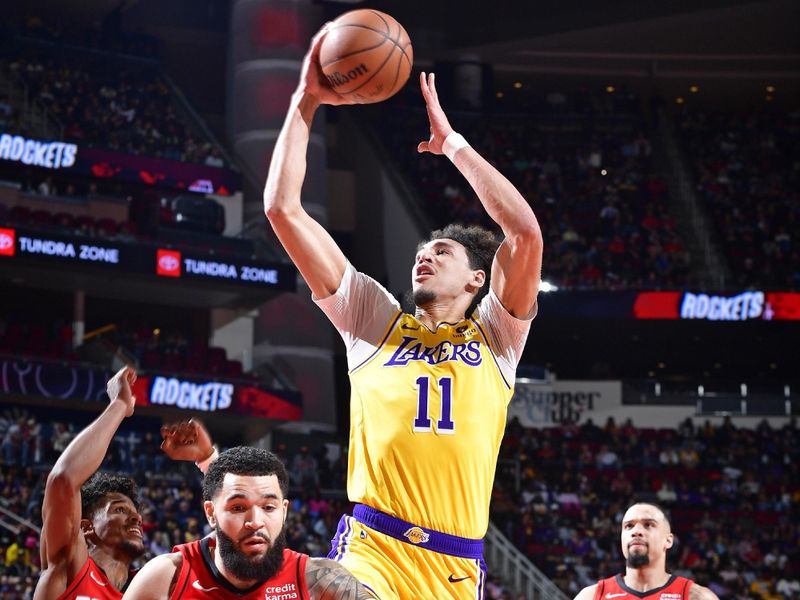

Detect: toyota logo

[0,234,11,250]
[159,255,179,271]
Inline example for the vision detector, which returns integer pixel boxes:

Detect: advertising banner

[0,227,296,292]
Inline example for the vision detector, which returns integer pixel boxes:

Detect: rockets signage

[633,291,800,321]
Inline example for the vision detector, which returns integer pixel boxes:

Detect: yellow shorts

[328,507,486,600]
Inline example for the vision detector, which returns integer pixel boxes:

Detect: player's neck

[414,301,468,329]
[623,564,671,592]
[90,549,132,591]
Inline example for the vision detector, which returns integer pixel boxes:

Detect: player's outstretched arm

[36,367,137,591]
[573,584,598,600]
[690,584,721,600]
[417,71,543,318]
[121,552,183,600]
[306,558,374,599]
[265,25,352,299]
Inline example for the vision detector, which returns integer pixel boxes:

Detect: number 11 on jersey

[413,376,455,434]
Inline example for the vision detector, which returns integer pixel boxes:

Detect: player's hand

[107,366,136,417]
[417,71,454,155]
[298,24,357,107]
[160,418,214,463]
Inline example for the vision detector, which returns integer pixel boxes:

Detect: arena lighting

[513,82,522,89]
[496,91,504,98]
[601,169,608,176]
[676,97,685,104]
[766,85,775,92]
[605,85,615,93]
[539,280,558,293]
[689,85,699,93]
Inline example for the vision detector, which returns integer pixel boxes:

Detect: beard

[411,287,436,308]
[119,538,146,559]
[626,548,650,568]
[216,528,287,582]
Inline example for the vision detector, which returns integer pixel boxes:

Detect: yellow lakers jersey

[347,310,514,539]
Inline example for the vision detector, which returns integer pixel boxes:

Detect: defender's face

[412,239,482,305]
[620,504,673,565]
[88,493,144,556]
[205,473,288,561]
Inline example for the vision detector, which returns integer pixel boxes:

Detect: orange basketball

[319,9,413,104]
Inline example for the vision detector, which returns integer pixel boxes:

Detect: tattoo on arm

[306,559,373,600]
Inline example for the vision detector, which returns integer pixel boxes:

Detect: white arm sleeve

[314,262,402,369]
[475,288,536,384]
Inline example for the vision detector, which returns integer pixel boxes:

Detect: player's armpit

[305,558,374,600]
[121,552,183,600]
[573,584,598,600]
[689,584,721,600]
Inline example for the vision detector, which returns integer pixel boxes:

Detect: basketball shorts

[328,504,487,600]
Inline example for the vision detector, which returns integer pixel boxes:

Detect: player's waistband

[353,504,484,559]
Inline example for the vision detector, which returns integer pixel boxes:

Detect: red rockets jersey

[170,537,309,599]
[56,556,126,599]
[594,574,694,600]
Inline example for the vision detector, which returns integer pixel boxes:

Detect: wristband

[195,445,219,474]
[443,131,469,162]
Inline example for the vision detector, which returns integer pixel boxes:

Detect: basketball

[319,9,413,104]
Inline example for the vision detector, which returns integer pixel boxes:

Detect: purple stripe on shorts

[327,514,352,561]
[353,504,484,559]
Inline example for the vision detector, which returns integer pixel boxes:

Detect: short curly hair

[80,473,140,519]
[422,223,500,317]
[202,446,289,502]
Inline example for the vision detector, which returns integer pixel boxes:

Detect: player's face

[620,504,673,568]
[206,473,288,563]
[412,239,483,307]
[88,493,145,558]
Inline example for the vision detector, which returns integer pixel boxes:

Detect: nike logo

[401,324,420,330]
[606,594,627,598]
[192,580,220,593]
[89,571,108,586]
[448,574,471,583]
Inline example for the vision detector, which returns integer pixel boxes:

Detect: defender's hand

[107,366,136,417]
[160,419,214,463]
[417,71,455,154]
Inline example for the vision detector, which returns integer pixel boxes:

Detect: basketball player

[264,25,542,600]
[121,446,371,599]
[34,368,216,600]
[573,503,720,600]
[34,366,145,599]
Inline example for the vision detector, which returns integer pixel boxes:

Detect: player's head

[202,446,289,583]
[620,503,673,570]
[80,473,144,559]
[413,224,499,317]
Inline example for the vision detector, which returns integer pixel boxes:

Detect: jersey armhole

[170,549,190,599]
[594,579,604,600]
[296,553,309,600]
[58,556,92,599]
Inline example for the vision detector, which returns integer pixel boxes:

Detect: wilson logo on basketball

[325,64,369,88]
[156,249,181,277]
[0,229,15,256]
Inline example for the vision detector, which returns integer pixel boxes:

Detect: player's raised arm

[264,26,353,299]
[417,71,543,318]
[305,558,373,600]
[36,366,137,593]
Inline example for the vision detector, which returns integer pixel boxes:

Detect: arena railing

[484,520,569,600]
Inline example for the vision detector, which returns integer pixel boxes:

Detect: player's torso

[348,313,513,538]
[173,539,307,600]
[53,557,124,600]
[595,574,693,600]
